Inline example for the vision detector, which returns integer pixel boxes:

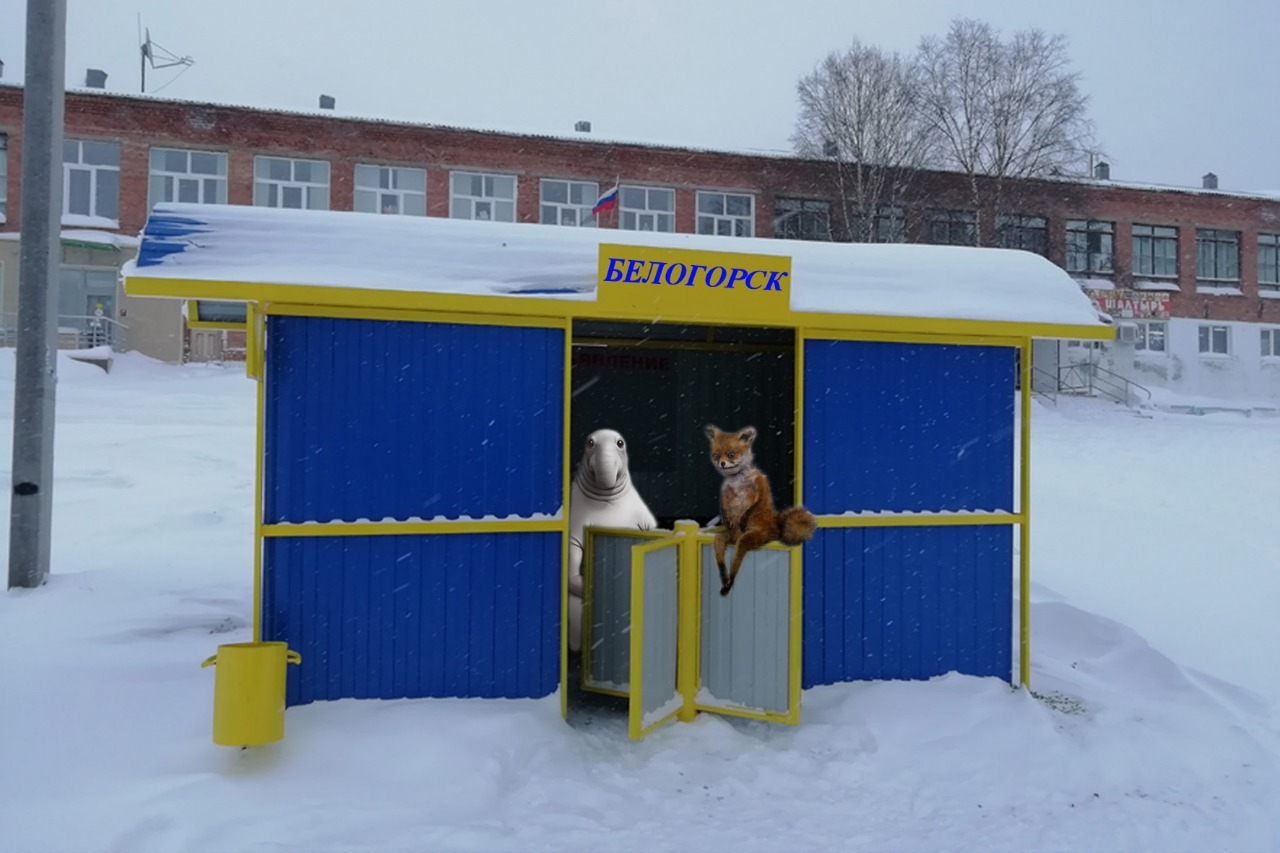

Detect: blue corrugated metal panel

[803,339,1014,513]
[134,209,210,267]
[801,526,1012,686]
[264,316,564,523]
[263,532,560,705]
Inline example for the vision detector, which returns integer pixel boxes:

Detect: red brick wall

[2,84,1278,326]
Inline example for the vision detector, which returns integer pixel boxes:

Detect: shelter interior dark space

[570,320,796,529]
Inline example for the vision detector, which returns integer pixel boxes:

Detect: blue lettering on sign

[604,257,787,294]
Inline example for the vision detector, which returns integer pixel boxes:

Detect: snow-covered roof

[125,203,1108,334]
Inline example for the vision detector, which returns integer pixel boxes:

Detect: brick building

[1,83,1278,400]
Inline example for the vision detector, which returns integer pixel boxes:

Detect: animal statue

[567,428,658,652]
[705,424,816,595]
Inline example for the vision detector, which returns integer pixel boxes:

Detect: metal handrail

[0,312,130,352]
[1057,361,1151,407]
[1030,366,1059,404]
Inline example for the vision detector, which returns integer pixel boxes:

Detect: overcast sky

[2,0,1277,192]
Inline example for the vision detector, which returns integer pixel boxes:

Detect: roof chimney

[1093,161,1110,180]
[85,68,107,89]
[1202,172,1218,190]
[574,120,591,133]
[318,94,335,110]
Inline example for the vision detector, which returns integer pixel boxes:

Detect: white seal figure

[568,428,658,652]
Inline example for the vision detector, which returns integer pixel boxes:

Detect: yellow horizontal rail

[816,512,1022,528]
[261,518,563,538]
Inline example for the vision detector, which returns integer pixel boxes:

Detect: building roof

[125,203,1110,338]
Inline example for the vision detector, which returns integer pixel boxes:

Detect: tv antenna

[138,15,194,93]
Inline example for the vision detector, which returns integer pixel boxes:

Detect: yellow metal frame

[627,537,685,740]
[261,519,562,538]
[688,532,802,726]
[128,275,1114,342]
[1019,339,1033,689]
[580,526,669,700]
[249,304,573,682]
[816,511,1023,528]
[797,327,1034,689]
[185,299,249,330]
[178,234,1070,720]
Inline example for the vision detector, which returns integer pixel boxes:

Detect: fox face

[704,424,757,476]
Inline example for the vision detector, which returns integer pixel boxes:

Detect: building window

[619,186,675,232]
[997,214,1048,256]
[450,171,516,222]
[253,156,330,210]
[1065,220,1114,274]
[1135,320,1167,353]
[1132,224,1178,278]
[63,139,121,222]
[1257,233,1279,292]
[1198,324,1229,355]
[928,209,976,246]
[1195,228,1240,286]
[355,165,426,216]
[773,198,830,241]
[148,148,228,209]
[696,191,754,237]
[1262,328,1280,358]
[0,133,7,222]
[851,205,905,243]
[539,179,598,226]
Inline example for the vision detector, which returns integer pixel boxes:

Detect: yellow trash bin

[201,642,301,747]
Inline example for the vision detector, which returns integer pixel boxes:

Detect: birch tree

[917,19,1096,242]
[791,41,936,242]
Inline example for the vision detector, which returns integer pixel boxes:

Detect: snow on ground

[1,350,1278,853]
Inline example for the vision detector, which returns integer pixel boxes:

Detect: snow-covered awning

[124,203,1110,338]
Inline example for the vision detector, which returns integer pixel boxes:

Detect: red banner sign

[1088,289,1172,320]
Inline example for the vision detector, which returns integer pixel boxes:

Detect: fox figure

[705,424,816,596]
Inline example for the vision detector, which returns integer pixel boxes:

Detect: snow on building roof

[125,203,1108,333]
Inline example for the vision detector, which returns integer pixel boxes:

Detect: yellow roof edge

[127,276,1114,340]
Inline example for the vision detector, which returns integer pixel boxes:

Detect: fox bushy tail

[776,506,817,546]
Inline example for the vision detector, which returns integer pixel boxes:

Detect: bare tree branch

[791,40,936,242]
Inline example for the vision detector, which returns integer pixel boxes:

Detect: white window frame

[1134,320,1167,353]
[773,198,830,241]
[0,132,7,223]
[1133,224,1179,279]
[539,178,598,227]
[1195,228,1241,287]
[928,209,977,246]
[1261,327,1280,359]
[1258,233,1279,292]
[449,171,516,222]
[63,138,121,224]
[696,191,754,237]
[148,147,228,209]
[1066,220,1115,274]
[619,185,675,233]
[354,164,427,216]
[253,156,331,210]
[1198,324,1230,356]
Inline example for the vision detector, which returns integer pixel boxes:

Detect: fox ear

[704,424,720,440]
[738,426,757,445]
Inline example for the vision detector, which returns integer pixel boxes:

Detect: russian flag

[592,185,619,215]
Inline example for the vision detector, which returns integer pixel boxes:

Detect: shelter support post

[1019,339,1032,689]
[674,520,701,722]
